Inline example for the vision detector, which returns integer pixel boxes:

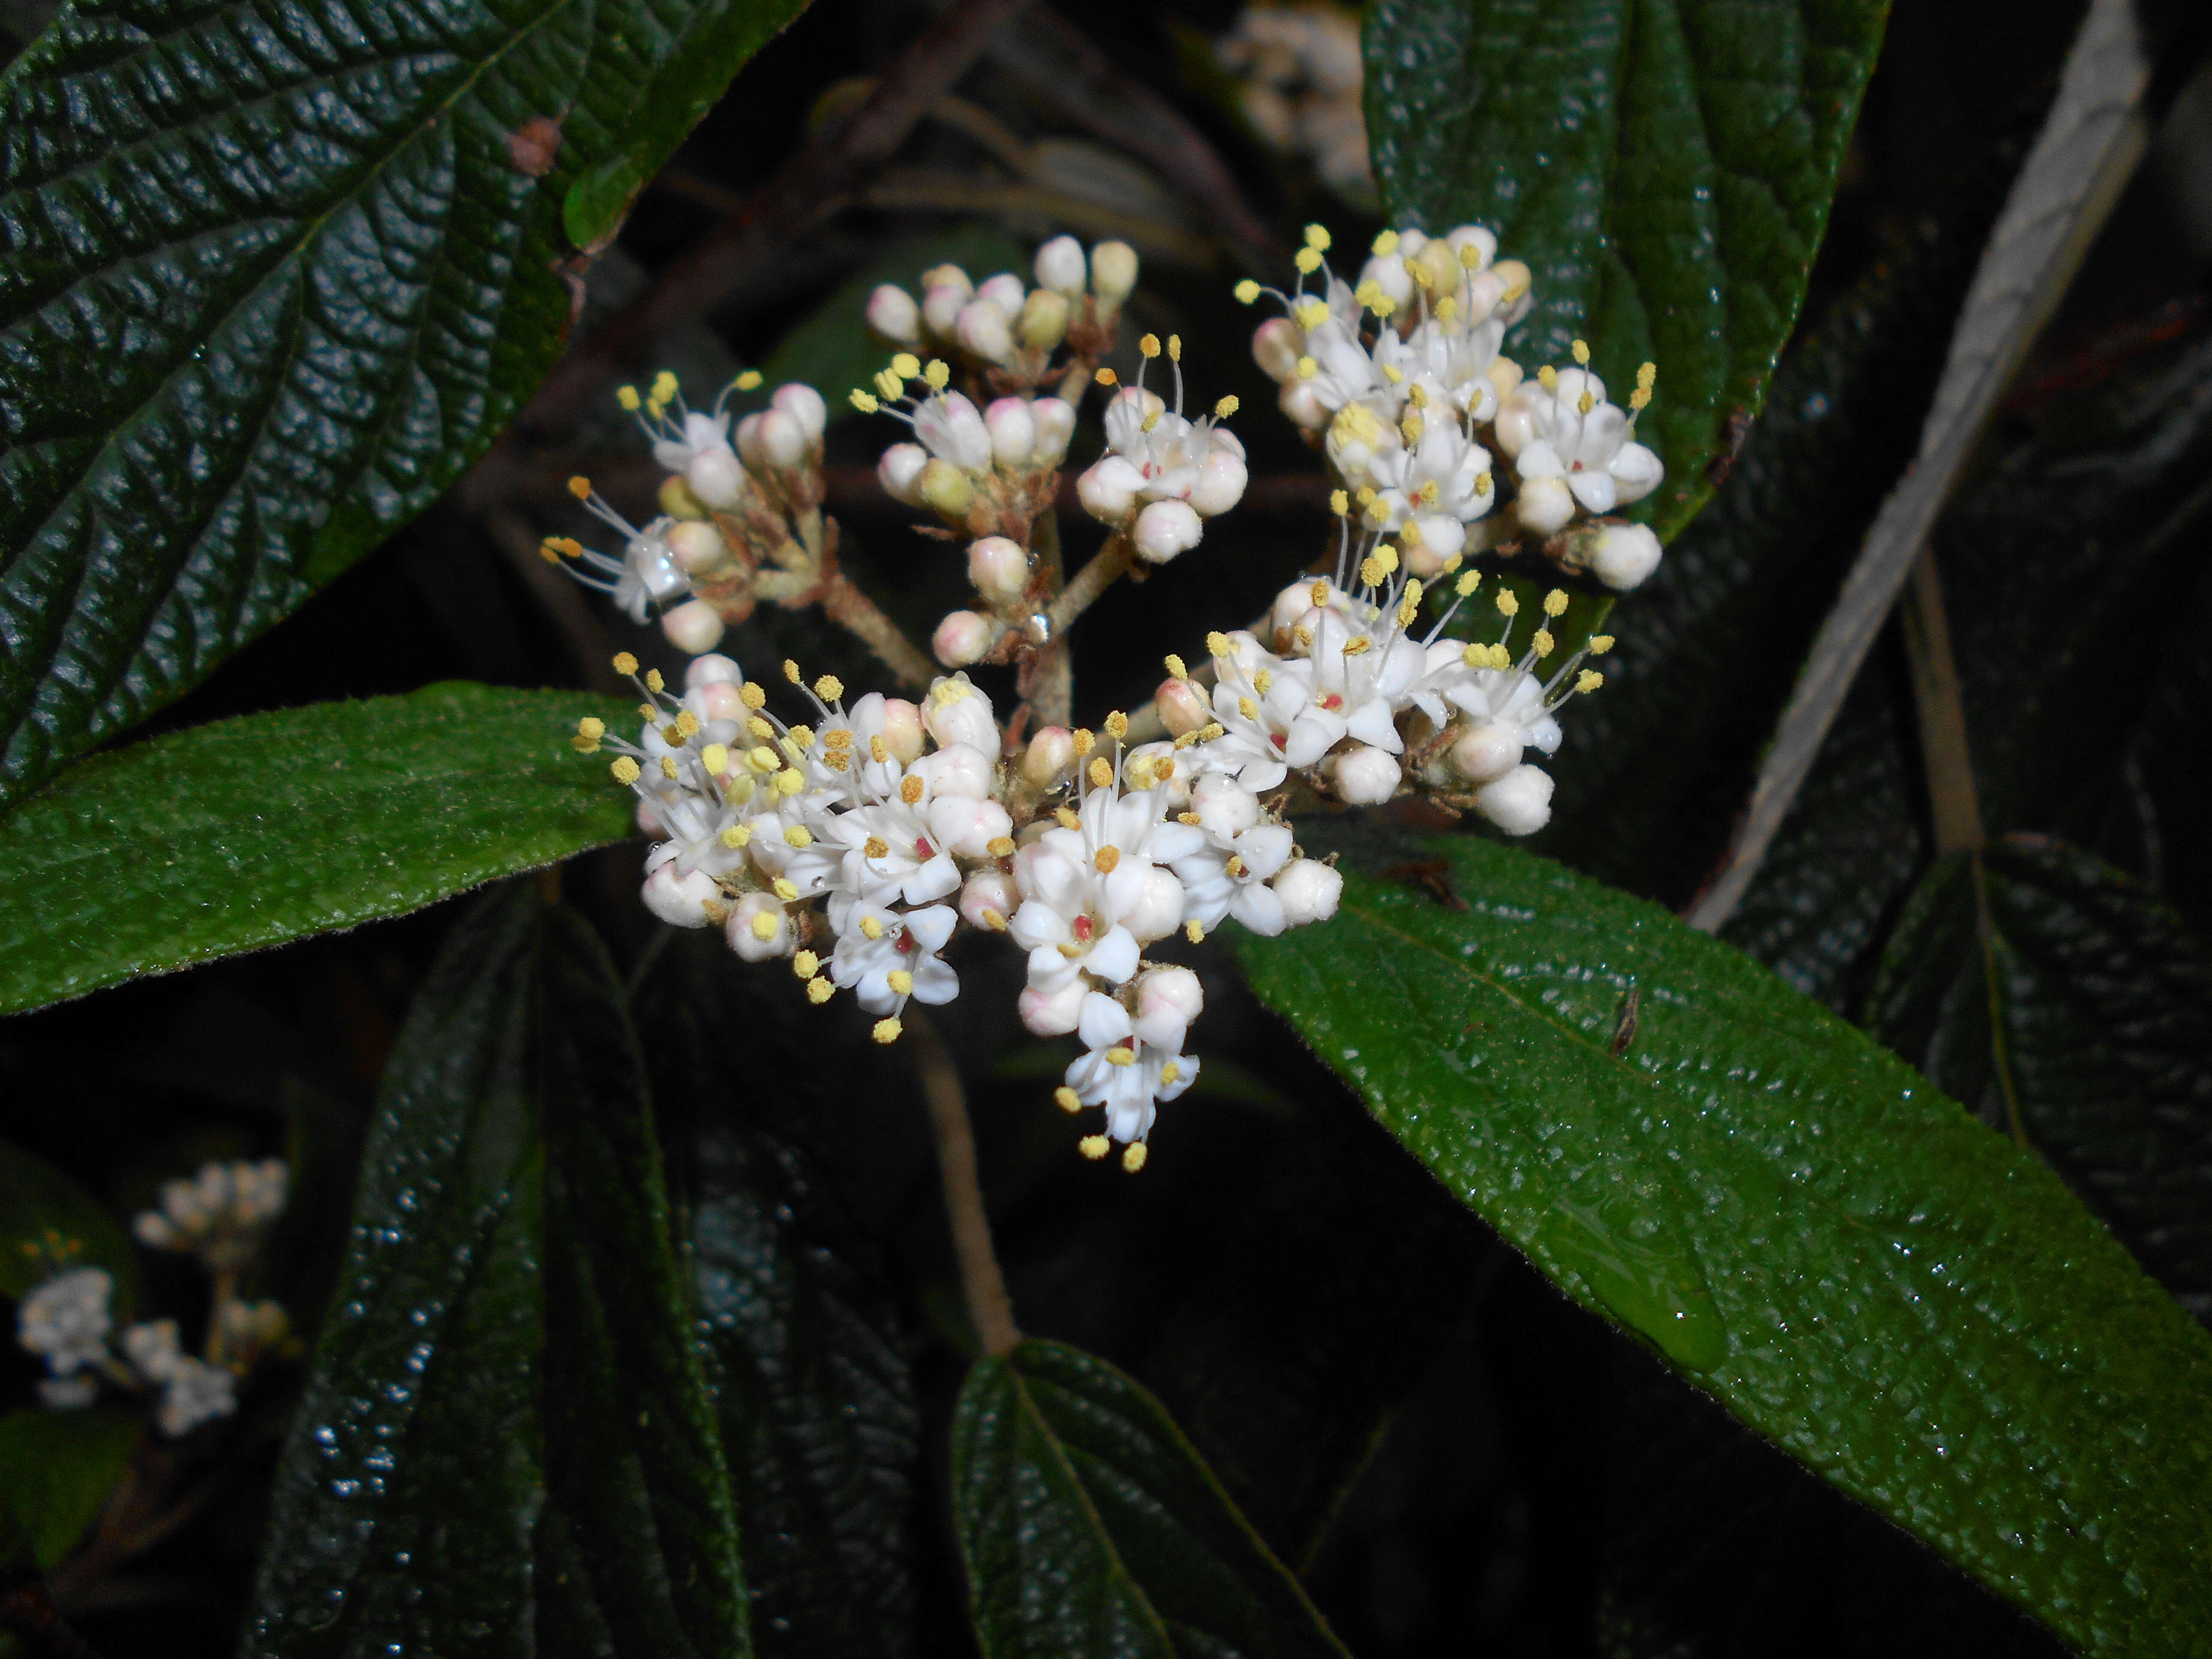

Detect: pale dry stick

[907,1011,1021,1358]
[1686,0,2152,933]
[1897,552,1986,856]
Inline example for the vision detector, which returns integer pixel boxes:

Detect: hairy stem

[820,574,936,693]
[906,1012,1021,1358]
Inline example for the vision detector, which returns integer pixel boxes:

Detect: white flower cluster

[134,1156,287,1273]
[1242,224,1667,589]
[1073,334,1249,566]
[1216,2,1372,201]
[579,651,1343,1169]
[864,234,1135,381]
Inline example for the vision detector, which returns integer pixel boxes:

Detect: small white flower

[1494,367,1662,517]
[154,1356,237,1438]
[1061,993,1198,1146]
[17,1267,112,1376]
[1193,632,1346,793]
[1273,858,1342,927]
[828,902,959,1017]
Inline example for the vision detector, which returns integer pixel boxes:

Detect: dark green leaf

[0,684,636,1018]
[1228,830,2212,1658]
[0,0,809,804]
[760,225,1029,423]
[0,1407,137,1570]
[1867,836,2212,1322]
[1361,0,1888,538]
[0,1140,137,1314]
[952,1338,1349,1659]
[538,904,750,1659]
[244,884,548,1659]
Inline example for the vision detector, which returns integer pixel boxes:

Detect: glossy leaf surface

[0,683,635,1017]
[0,0,808,804]
[1229,830,2212,1657]
[952,1338,1349,1659]
[1361,0,1888,537]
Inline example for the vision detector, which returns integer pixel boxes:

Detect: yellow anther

[857,914,885,942]
[1167,334,1182,362]
[1311,580,1331,606]
[1294,246,1322,273]
[1474,470,1494,496]
[667,705,692,733]
[612,651,639,676]
[1496,591,1520,617]
[1359,557,1385,588]
[1206,631,1233,659]
[1400,413,1425,444]
[1629,387,1652,412]
[699,742,728,774]
[1294,297,1328,329]
[923,359,950,389]
[1571,339,1591,366]
[775,767,804,797]
[1094,846,1121,874]
[1577,390,1595,416]
[568,474,593,501]
[863,836,889,859]
[746,716,774,741]
[1343,635,1373,657]
[1637,361,1657,391]
[1106,1046,1136,1067]
[1577,669,1605,693]
[1225,854,1247,879]
[1532,629,1555,658]
[1355,484,1377,504]
[1373,544,1400,576]
[1294,624,1314,648]
[1088,757,1113,789]
[747,744,780,773]
[900,775,924,805]
[1158,1061,1181,1086]
[1072,727,1095,755]
[1142,410,1161,432]
[616,384,641,411]
[807,976,835,1004]
[785,725,814,751]
[1121,1142,1148,1173]
[1544,589,1570,617]
[1200,723,1224,740]
[784,824,813,849]
[659,755,680,780]
[873,369,902,401]
[1139,333,1161,359]
[1296,356,1318,380]
[739,682,767,709]
[1096,366,1118,386]
[1330,489,1350,517]
[782,659,802,684]
[1185,919,1205,943]
[1234,279,1261,304]
[872,1017,902,1045]
[610,756,641,785]
[869,734,889,763]
[1104,710,1130,740]
[576,717,605,741]
[539,536,582,563]
[1407,382,1429,409]
[793,950,819,979]
[1456,570,1481,597]
[890,352,921,380]
[1589,634,1616,654]
[848,390,880,413]
[1435,294,1460,321]
[1459,243,1484,269]
[986,836,1015,858]
[1079,1135,1110,1160]
[748,911,780,942]
[720,825,750,849]
[1055,806,1081,830]
[1214,394,1240,418]
[982,906,1010,931]
[1304,223,1332,251]
[886,969,914,996]
[650,370,677,405]
[823,727,853,750]
[1055,1085,1083,1113]
[1253,669,1273,695]
[1164,653,1189,681]
[734,369,763,391]
[1371,228,1401,255]
[1238,696,1258,720]
[1537,365,1559,392]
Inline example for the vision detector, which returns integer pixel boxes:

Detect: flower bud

[666,519,728,573]
[1278,376,1328,429]
[1358,251,1415,310]
[726,891,794,960]
[1450,721,1524,784]
[1330,744,1402,805]
[642,855,719,929]
[684,652,741,690]
[867,283,922,342]
[1191,772,1260,835]
[918,457,975,517]
[690,681,744,723]
[1188,446,1248,517]
[933,609,994,667]
[1021,726,1076,787]
[1475,763,1553,836]
[1273,859,1343,927]
[1133,965,1203,1050]
[1514,476,1576,537]
[1156,676,1210,737]
[685,445,747,509]
[960,867,1018,931]
[754,408,807,470]
[984,398,1037,468]
[772,382,826,442]
[915,742,993,800]
[1588,522,1662,590]
[917,392,993,473]
[877,442,930,506]
[975,271,1025,313]
[661,599,726,654]
[1034,234,1087,296]
[955,298,1015,365]
[1124,866,1188,946]
[1076,455,1143,522]
[966,534,1030,603]
[1019,979,1088,1036]
[1016,287,1070,351]
[1251,316,1303,381]
[1089,240,1139,304]
[1029,396,1076,466]
[928,794,1013,860]
[880,699,927,765]
[1492,390,1539,458]
[733,410,766,470]
[1133,499,1203,564]
[659,474,708,520]
[922,280,971,340]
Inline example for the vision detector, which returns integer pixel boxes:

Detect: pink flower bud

[1156,677,1210,737]
[880,699,927,765]
[690,681,744,723]
[866,283,921,342]
[1188,445,1248,517]
[1514,476,1575,537]
[1022,726,1076,787]
[684,653,742,690]
[1133,965,1203,1049]
[1033,234,1086,295]
[1076,456,1142,522]
[1474,763,1553,835]
[726,891,793,960]
[1273,859,1343,927]
[1251,316,1303,381]
[1124,866,1187,946]
[772,382,826,441]
[754,408,806,471]
[1450,722,1524,784]
[1330,744,1402,805]
[661,599,726,654]
[927,795,1013,860]
[1588,522,1662,590]
[642,856,719,929]
[1277,377,1328,429]
[960,868,1018,931]
[921,281,970,339]
[878,442,930,506]
[933,610,994,668]
[966,535,1030,603]
[925,679,999,755]
[976,272,1027,313]
[1133,499,1203,564]
[666,520,727,573]
[733,410,767,470]
[955,298,1014,365]
[1019,980,1088,1037]
[914,743,993,800]
[1029,397,1076,466]
[685,445,747,509]
[984,398,1037,468]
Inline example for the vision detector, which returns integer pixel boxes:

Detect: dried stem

[1898,551,1986,854]
[906,1012,1020,1358]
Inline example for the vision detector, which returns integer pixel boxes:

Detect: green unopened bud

[1089,240,1138,305]
[918,457,975,518]
[1017,287,1070,351]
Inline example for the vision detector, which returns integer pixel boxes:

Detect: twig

[1043,531,1135,638]
[987,6,1285,276]
[1684,0,2151,933]
[819,571,936,692]
[1898,552,1985,854]
[906,1012,1020,1358]
[503,0,1035,448]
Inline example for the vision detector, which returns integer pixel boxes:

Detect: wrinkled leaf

[952,1338,1350,1659]
[1361,0,1888,537]
[1229,830,2212,1658]
[0,1407,138,1570]
[1868,837,2212,1323]
[0,0,810,804]
[0,1139,138,1314]
[0,684,635,1018]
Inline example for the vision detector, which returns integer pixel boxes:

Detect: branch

[906,1012,1021,1358]
[1685,0,2151,933]
[1898,552,1985,854]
